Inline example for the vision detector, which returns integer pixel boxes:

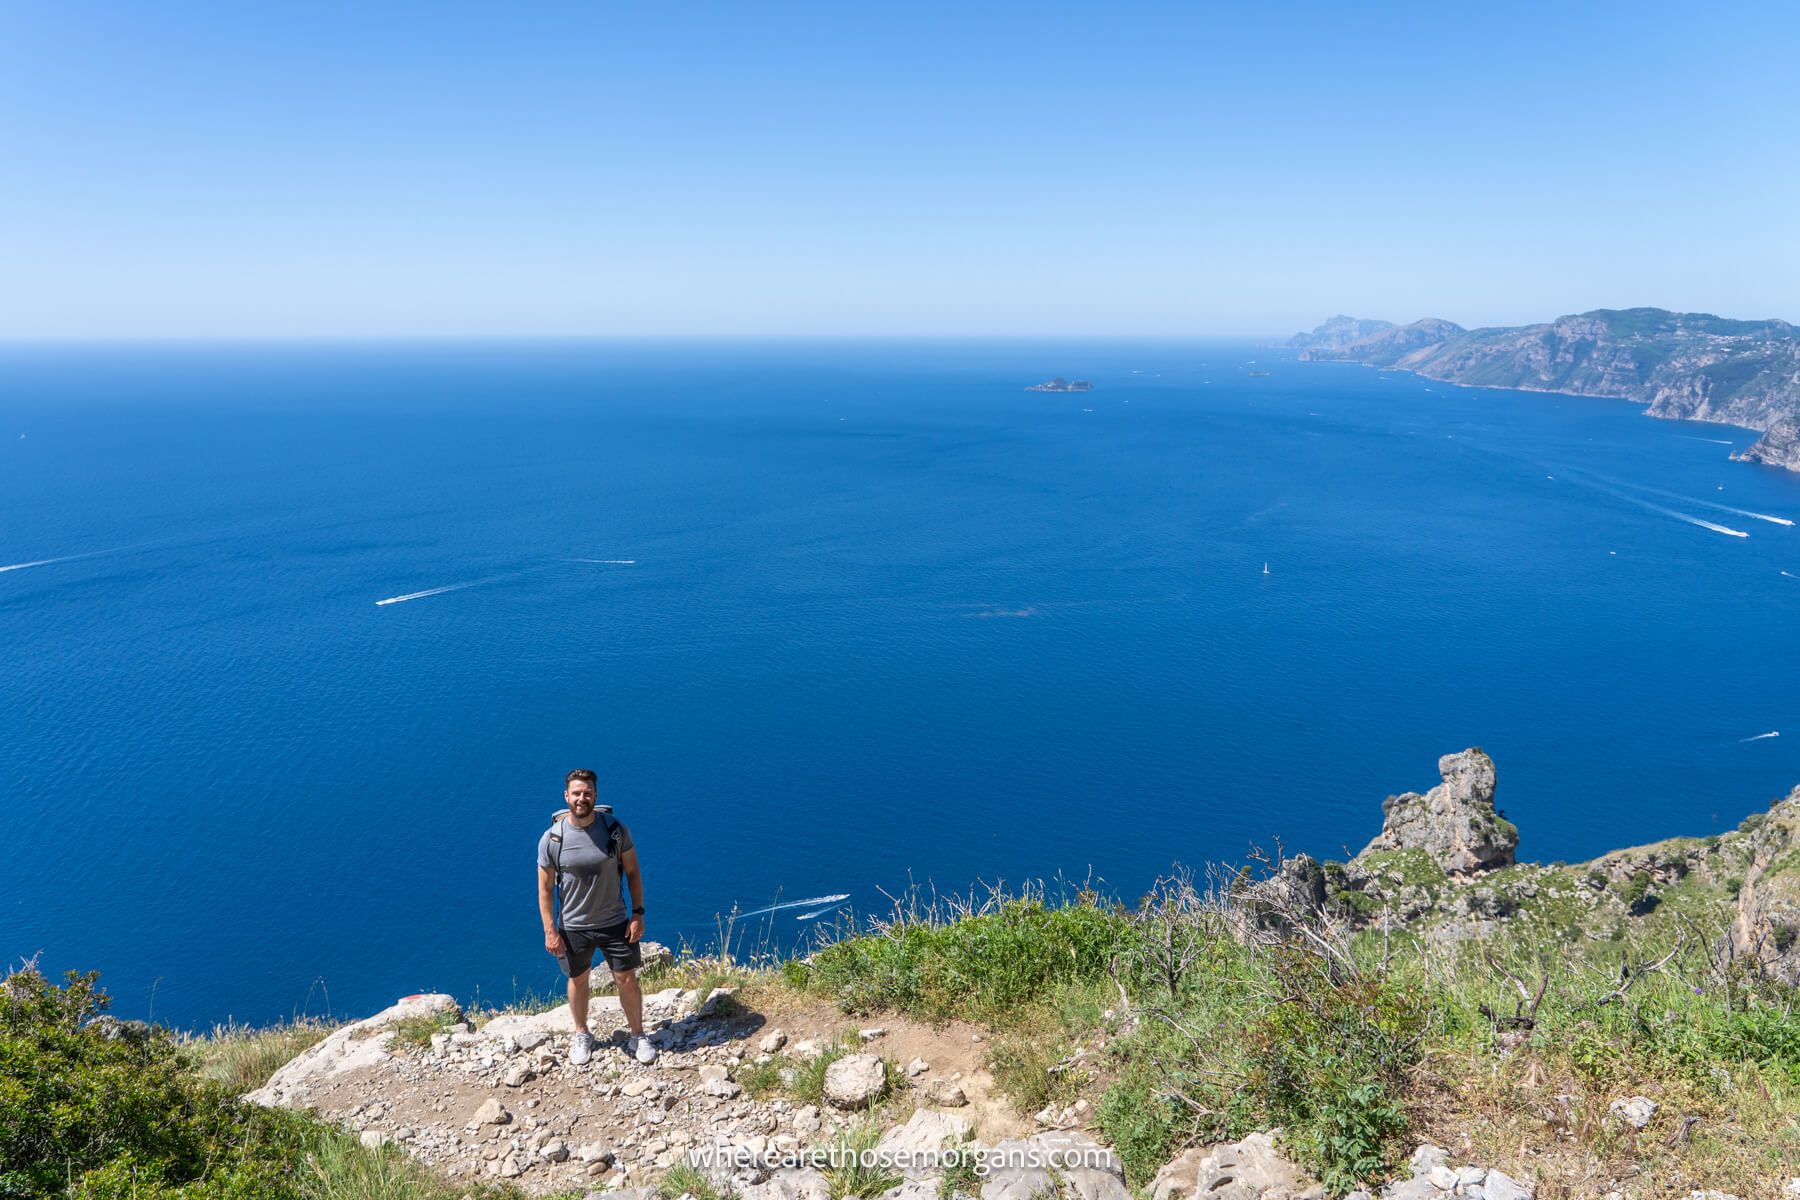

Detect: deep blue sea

[6,339,1800,1028]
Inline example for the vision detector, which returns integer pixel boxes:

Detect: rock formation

[1361,748,1517,876]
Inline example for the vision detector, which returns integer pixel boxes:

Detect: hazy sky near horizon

[3,2,1798,338]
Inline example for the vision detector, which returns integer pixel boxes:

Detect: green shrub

[0,967,515,1200]
[1096,1074,1182,1187]
[1243,970,1425,1189]
[797,898,1128,1024]
[0,967,312,1199]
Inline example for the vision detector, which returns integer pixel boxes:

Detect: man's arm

[538,866,564,956]
[620,848,645,943]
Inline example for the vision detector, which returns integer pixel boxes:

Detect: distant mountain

[1292,308,1800,471]
[1286,315,1396,352]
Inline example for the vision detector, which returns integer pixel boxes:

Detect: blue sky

[2,2,1796,337]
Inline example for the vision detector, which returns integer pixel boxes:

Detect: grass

[778,858,1800,1192]
[818,1123,902,1200]
[388,1010,461,1050]
[659,1162,727,1200]
[987,1031,1085,1115]
[736,1054,787,1099]
[301,1130,524,1200]
[785,882,1125,1025]
[190,1018,337,1091]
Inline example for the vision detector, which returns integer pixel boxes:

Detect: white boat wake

[1740,731,1781,742]
[564,558,637,565]
[0,548,122,574]
[376,575,511,606]
[735,893,852,919]
[1620,496,1748,538]
[1598,476,1793,526]
[1784,571,1800,580]
[1562,472,1751,538]
[796,904,847,921]
[1676,435,1735,445]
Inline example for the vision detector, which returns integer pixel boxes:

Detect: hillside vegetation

[8,750,1800,1198]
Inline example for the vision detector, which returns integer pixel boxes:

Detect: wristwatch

[632,906,646,916]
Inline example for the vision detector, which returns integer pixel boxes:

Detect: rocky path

[247,979,1024,1194]
[246,979,1773,1199]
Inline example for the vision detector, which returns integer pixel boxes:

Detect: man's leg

[615,968,644,1035]
[568,966,591,1034]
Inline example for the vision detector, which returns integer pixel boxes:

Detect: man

[537,768,656,1065]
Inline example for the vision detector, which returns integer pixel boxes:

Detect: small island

[1026,377,1093,392]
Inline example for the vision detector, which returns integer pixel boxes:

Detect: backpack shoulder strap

[595,807,621,855]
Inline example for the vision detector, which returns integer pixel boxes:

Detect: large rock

[822,1053,887,1109]
[983,1134,1127,1200]
[878,1109,972,1159]
[740,1168,831,1200]
[1032,1132,1127,1200]
[979,1139,1058,1200]
[588,941,674,992]
[1361,749,1517,875]
[1148,1132,1314,1200]
[245,993,460,1108]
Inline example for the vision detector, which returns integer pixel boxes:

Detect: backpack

[546,806,624,918]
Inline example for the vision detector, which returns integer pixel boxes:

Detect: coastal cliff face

[1293,309,1800,468]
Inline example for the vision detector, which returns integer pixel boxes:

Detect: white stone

[1408,1145,1450,1177]
[1608,1095,1658,1129]
[759,1030,788,1053]
[906,1057,930,1077]
[1149,1132,1312,1200]
[740,1167,832,1200]
[1483,1170,1534,1200]
[469,1097,511,1127]
[922,1079,968,1107]
[822,1053,887,1109]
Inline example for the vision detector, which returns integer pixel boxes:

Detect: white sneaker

[569,1030,595,1066]
[629,1033,658,1065]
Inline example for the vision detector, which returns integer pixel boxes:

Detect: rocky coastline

[1290,310,1800,471]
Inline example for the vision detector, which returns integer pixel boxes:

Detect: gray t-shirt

[537,816,635,930]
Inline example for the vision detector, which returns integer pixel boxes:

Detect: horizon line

[0,331,1294,346]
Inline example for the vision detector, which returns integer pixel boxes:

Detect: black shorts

[557,922,642,977]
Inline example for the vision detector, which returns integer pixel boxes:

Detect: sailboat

[1262,562,1270,576]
